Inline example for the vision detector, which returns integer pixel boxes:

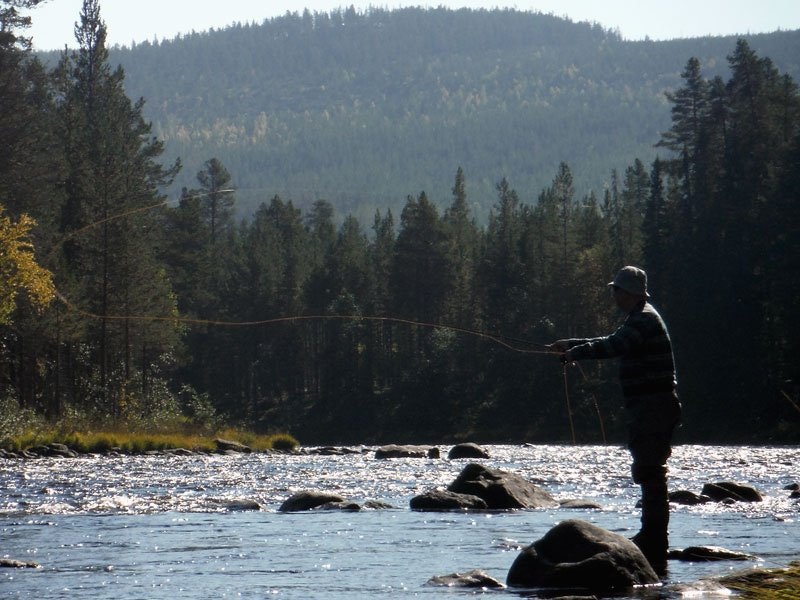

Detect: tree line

[1,1,798,443]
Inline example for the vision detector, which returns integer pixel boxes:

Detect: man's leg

[631,464,669,573]
[626,393,681,574]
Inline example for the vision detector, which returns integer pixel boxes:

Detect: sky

[22,0,800,51]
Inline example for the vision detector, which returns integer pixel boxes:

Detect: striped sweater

[566,301,676,398]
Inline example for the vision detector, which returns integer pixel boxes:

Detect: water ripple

[1,444,798,598]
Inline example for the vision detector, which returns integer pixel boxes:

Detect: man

[550,265,681,573]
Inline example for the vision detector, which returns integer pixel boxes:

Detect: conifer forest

[1,1,799,444]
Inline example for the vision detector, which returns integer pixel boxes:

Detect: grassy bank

[719,561,800,598]
[1,428,299,455]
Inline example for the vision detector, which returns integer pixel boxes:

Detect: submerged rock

[278,491,391,512]
[410,489,488,511]
[314,501,361,511]
[374,445,440,459]
[506,519,659,592]
[447,463,558,509]
[305,446,364,456]
[362,500,394,510]
[0,558,40,569]
[278,491,346,512]
[427,569,505,588]
[559,498,603,509]
[669,546,755,561]
[217,498,263,512]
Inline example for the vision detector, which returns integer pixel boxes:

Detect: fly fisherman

[549,265,681,573]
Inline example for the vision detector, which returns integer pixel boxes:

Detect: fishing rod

[56,286,610,443]
[43,187,611,443]
[46,189,235,262]
[53,289,555,355]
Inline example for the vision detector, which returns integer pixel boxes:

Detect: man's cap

[608,266,650,297]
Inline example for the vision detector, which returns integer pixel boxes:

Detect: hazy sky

[23,0,800,50]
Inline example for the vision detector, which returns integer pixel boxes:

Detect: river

[1,444,797,598]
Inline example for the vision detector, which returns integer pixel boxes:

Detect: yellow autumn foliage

[0,205,55,324]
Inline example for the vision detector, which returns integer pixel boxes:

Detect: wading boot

[632,478,670,576]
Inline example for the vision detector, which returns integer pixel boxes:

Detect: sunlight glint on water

[1,444,797,598]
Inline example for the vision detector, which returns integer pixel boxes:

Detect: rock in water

[0,558,40,569]
[447,443,490,459]
[410,489,488,511]
[427,569,505,588]
[278,491,346,512]
[214,439,252,454]
[701,481,762,502]
[669,546,755,561]
[374,445,439,459]
[447,463,558,509]
[506,519,659,592]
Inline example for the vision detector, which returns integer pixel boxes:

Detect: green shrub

[269,433,299,451]
[0,394,45,444]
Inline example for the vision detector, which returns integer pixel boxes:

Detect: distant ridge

[54,7,798,222]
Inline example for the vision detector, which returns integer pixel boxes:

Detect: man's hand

[548,340,572,363]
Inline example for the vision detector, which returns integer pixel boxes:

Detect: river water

[1,444,797,598]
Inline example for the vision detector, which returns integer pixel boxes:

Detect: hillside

[99,7,800,222]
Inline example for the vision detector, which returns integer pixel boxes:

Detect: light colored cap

[608,266,650,297]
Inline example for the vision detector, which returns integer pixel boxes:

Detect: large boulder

[410,489,488,511]
[506,519,659,592]
[701,481,762,503]
[447,463,558,509]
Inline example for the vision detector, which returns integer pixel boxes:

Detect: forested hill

[86,7,800,222]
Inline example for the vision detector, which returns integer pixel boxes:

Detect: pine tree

[163,187,212,316]
[655,40,800,440]
[443,167,480,326]
[617,158,648,265]
[642,158,669,297]
[196,157,234,243]
[480,178,525,334]
[657,57,709,186]
[390,192,453,382]
[369,209,395,387]
[53,0,180,416]
[391,192,452,326]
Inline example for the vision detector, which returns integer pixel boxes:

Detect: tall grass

[0,390,299,454]
[2,428,299,454]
